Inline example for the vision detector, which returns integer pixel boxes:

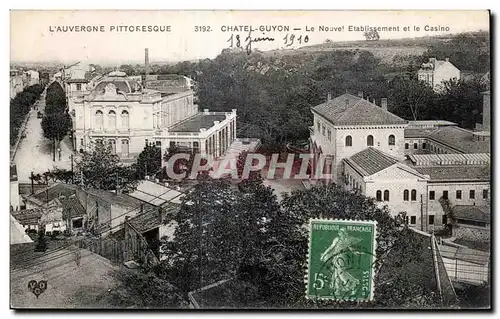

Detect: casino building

[67,70,237,163]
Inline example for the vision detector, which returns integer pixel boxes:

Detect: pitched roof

[413,165,490,182]
[84,188,150,209]
[60,196,86,219]
[29,183,78,204]
[438,244,490,265]
[427,126,490,154]
[128,202,180,234]
[344,147,399,176]
[452,205,490,224]
[312,93,407,126]
[128,180,183,206]
[11,208,43,225]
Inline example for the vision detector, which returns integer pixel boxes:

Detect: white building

[25,70,40,86]
[418,58,460,92]
[69,71,237,162]
[309,92,490,231]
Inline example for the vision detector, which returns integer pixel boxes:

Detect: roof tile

[312,93,407,126]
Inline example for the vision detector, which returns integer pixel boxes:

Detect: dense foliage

[10,84,44,146]
[41,81,72,159]
[141,178,448,308]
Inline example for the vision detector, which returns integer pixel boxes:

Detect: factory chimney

[144,48,149,89]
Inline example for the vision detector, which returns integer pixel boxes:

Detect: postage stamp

[306,219,377,302]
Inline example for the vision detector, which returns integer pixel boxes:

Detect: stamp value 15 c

[306,219,377,302]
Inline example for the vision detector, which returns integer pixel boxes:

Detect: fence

[75,237,126,265]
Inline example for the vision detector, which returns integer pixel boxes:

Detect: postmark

[305,219,377,302]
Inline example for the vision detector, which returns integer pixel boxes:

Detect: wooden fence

[76,237,125,265]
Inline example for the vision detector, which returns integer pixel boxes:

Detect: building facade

[309,92,490,231]
[418,58,460,92]
[69,71,237,163]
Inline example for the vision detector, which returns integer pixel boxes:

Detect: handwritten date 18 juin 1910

[227,30,310,54]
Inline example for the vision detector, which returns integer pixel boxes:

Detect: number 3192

[194,26,211,32]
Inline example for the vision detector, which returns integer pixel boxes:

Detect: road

[14,90,76,183]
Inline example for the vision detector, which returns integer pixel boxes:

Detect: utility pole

[31,171,34,194]
[70,154,74,184]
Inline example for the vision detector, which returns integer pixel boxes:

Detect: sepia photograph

[8,10,491,310]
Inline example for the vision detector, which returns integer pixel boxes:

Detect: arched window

[388,134,395,146]
[367,135,374,146]
[376,190,382,201]
[411,189,417,201]
[121,110,129,129]
[383,190,390,201]
[345,135,352,147]
[403,189,409,201]
[108,110,116,129]
[95,110,103,130]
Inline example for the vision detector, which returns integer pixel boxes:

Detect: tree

[105,268,184,308]
[45,81,66,114]
[75,142,138,191]
[133,143,162,180]
[388,76,436,120]
[41,112,72,161]
[363,29,380,41]
[159,176,241,297]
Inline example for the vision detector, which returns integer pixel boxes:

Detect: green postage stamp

[306,219,377,302]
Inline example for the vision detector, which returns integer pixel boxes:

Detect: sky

[10,10,489,64]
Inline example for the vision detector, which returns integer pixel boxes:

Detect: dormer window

[388,134,395,146]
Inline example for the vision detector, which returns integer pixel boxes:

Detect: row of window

[403,189,418,201]
[429,189,488,200]
[403,215,447,225]
[345,135,396,147]
[375,190,390,202]
[405,142,427,150]
[95,110,129,129]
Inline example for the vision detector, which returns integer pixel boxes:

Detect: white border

[305,218,378,302]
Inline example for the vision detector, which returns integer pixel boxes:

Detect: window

[367,135,374,146]
[403,190,409,201]
[422,143,427,150]
[410,216,416,224]
[169,141,176,149]
[483,189,489,199]
[405,143,409,149]
[442,215,448,225]
[327,129,332,141]
[76,83,82,91]
[108,110,116,129]
[121,110,129,129]
[429,215,435,225]
[469,190,475,199]
[95,110,103,129]
[413,143,418,149]
[322,125,325,136]
[108,139,116,154]
[429,191,435,200]
[155,141,161,148]
[411,189,417,201]
[345,135,352,147]
[456,190,462,200]
[193,141,200,153]
[383,190,390,201]
[388,134,395,146]
[145,139,149,146]
[376,190,382,201]
[317,121,320,132]
[80,138,84,146]
[442,191,448,200]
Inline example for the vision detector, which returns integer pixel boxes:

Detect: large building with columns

[310,92,490,232]
[69,71,237,162]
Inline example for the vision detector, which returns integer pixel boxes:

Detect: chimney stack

[327,92,332,102]
[381,98,388,110]
[358,91,363,98]
[372,98,377,105]
[445,57,449,62]
[144,48,149,88]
